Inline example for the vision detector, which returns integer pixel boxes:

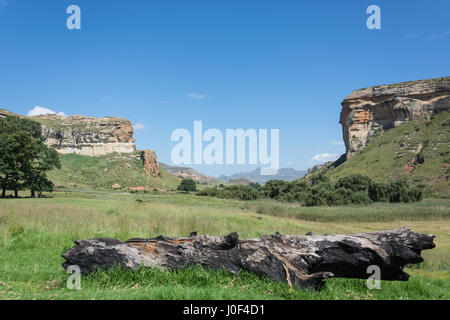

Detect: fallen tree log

[62,227,435,290]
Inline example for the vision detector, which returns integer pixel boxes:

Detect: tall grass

[242,199,450,222]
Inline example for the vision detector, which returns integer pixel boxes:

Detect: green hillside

[324,111,450,198]
[48,153,181,191]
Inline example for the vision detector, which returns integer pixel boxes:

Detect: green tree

[177,178,197,193]
[24,146,61,197]
[0,116,60,198]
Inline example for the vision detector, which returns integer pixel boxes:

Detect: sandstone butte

[340,76,450,159]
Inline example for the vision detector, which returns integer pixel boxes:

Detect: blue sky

[1,0,449,176]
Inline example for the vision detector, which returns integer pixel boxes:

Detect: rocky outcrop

[0,108,16,118]
[1,108,137,156]
[340,77,450,159]
[34,114,136,156]
[141,149,160,177]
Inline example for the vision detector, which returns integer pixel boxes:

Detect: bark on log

[62,227,435,290]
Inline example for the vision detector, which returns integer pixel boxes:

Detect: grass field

[47,153,181,191]
[0,191,449,300]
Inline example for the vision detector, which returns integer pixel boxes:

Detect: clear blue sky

[1,0,449,176]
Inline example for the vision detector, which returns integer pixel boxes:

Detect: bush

[335,174,371,192]
[368,182,390,202]
[310,172,330,186]
[177,179,197,193]
[198,185,261,200]
[349,191,373,205]
[198,174,422,207]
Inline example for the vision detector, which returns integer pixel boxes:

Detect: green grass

[326,111,450,198]
[2,265,448,300]
[47,153,181,191]
[0,192,448,300]
[240,198,450,222]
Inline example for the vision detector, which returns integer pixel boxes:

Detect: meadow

[0,191,449,300]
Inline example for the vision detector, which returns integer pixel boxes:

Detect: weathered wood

[62,227,435,290]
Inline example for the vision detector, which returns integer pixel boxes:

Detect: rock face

[340,77,450,159]
[141,150,160,177]
[0,109,136,156]
[34,114,136,156]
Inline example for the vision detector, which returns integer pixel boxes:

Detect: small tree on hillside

[177,178,197,193]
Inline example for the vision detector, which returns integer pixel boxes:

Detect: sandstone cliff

[340,77,450,159]
[0,109,137,156]
[36,114,136,156]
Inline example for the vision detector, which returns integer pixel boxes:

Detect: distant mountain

[159,162,218,184]
[218,167,307,184]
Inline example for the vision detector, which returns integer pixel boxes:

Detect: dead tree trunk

[62,227,435,290]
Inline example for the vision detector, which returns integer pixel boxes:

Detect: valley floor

[0,191,449,300]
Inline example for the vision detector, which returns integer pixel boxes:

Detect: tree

[24,146,61,197]
[0,116,60,198]
[177,178,197,193]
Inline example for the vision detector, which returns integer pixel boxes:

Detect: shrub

[310,172,330,186]
[198,185,261,200]
[368,182,390,202]
[335,174,371,192]
[198,174,422,206]
[177,179,197,193]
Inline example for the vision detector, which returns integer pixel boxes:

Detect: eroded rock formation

[0,109,137,156]
[340,77,450,159]
[141,150,160,177]
[62,227,435,291]
[37,114,136,156]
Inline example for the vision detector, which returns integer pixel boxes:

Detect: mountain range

[218,167,307,184]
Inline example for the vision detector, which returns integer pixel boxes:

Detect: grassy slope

[0,192,448,300]
[326,111,450,198]
[47,153,181,191]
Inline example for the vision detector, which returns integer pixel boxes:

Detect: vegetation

[177,179,197,193]
[47,153,180,191]
[198,174,422,206]
[0,116,61,198]
[198,184,261,200]
[0,192,448,299]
